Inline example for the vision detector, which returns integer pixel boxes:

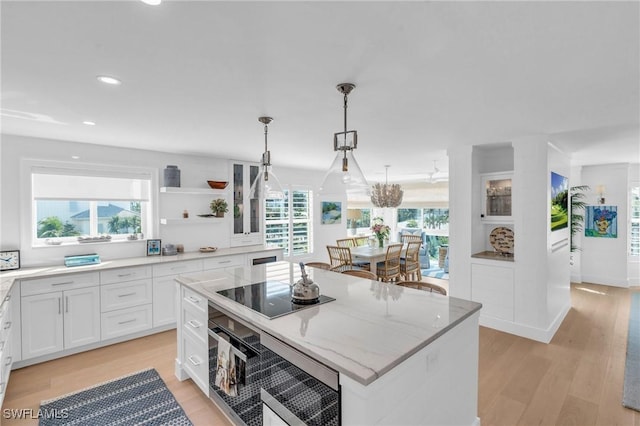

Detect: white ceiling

[1,1,638,183]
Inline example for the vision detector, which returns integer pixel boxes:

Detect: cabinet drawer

[182,329,208,394]
[101,304,152,340]
[182,286,207,314]
[202,255,243,271]
[100,266,152,285]
[101,279,153,312]
[182,303,207,343]
[21,272,100,296]
[153,260,202,278]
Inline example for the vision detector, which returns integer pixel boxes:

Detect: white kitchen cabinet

[178,285,209,394]
[230,161,263,246]
[152,260,202,328]
[0,286,19,406]
[471,262,514,321]
[21,285,100,359]
[480,172,513,222]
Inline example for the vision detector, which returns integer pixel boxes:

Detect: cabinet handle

[117,273,133,277]
[4,357,11,366]
[0,341,4,351]
[52,281,74,286]
[171,266,186,271]
[65,296,69,313]
[3,321,11,330]
[118,319,137,325]
[58,297,62,315]
[187,320,201,329]
[117,292,136,298]
[4,294,10,302]
[218,260,231,264]
[187,356,201,366]
[186,296,200,304]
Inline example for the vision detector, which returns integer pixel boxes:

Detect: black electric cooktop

[217,281,335,319]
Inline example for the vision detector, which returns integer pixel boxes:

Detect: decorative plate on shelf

[199,247,218,253]
[489,227,514,253]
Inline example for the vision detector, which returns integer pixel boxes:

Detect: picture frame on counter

[146,239,161,256]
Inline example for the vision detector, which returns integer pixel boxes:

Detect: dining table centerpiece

[371,220,390,248]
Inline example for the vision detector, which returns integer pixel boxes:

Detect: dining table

[351,244,404,276]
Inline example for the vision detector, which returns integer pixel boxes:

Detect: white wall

[579,163,634,287]
[0,134,346,267]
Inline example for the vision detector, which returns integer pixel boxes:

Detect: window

[347,208,371,234]
[631,185,640,257]
[265,189,312,257]
[30,163,153,245]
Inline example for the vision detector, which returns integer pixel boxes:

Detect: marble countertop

[177,261,482,386]
[471,250,515,261]
[0,245,279,306]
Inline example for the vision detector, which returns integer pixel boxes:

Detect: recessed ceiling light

[71,156,80,160]
[140,0,161,5]
[97,75,121,85]
[82,121,96,126]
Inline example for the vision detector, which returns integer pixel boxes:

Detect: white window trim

[265,186,313,259]
[21,159,158,249]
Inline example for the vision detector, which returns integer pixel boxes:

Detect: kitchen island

[175,261,482,426]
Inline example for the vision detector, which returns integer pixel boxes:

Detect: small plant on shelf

[210,198,229,217]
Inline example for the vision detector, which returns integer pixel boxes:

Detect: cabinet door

[64,286,101,349]
[231,162,262,246]
[481,173,513,221]
[153,275,177,327]
[21,292,64,359]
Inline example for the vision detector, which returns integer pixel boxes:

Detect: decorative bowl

[199,246,218,253]
[207,180,228,190]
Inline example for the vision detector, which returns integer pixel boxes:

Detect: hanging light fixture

[249,116,285,199]
[371,165,403,208]
[319,83,369,196]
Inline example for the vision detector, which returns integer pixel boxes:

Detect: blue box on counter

[64,253,100,267]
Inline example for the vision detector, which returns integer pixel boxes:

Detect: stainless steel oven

[208,301,340,426]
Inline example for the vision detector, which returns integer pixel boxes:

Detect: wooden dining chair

[305,262,331,270]
[400,240,422,281]
[336,238,370,270]
[326,245,360,272]
[400,234,422,244]
[353,236,370,246]
[336,238,356,247]
[342,269,378,280]
[375,244,403,282]
[396,281,447,295]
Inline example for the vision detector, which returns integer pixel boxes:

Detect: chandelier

[370,165,403,208]
[249,116,285,199]
[319,83,369,196]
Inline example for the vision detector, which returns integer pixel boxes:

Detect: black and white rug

[39,368,192,425]
[623,292,640,412]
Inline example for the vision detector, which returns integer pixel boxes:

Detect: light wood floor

[3,282,639,426]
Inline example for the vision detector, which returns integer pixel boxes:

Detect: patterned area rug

[623,292,640,412]
[39,368,192,425]
[421,266,449,280]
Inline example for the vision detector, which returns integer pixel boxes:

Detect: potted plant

[210,198,229,218]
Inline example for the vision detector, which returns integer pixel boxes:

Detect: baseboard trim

[479,302,571,344]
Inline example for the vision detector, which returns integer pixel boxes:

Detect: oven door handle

[207,328,248,363]
[260,388,306,426]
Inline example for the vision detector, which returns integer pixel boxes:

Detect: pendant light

[319,83,369,196]
[371,165,403,208]
[249,116,285,199]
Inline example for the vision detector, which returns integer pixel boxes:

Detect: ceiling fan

[427,160,448,184]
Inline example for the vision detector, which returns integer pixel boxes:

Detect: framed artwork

[146,239,162,256]
[585,206,617,238]
[321,201,342,225]
[550,172,569,232]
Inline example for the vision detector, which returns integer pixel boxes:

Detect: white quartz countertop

[0,245,279,305]
[177,261,482,386]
